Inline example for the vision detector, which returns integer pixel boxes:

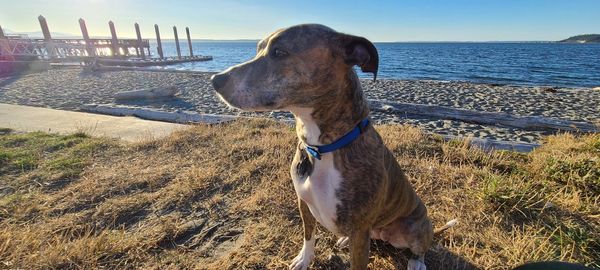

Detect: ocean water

[152,41,600,88]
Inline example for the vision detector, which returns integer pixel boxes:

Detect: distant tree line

[559,34,600,43]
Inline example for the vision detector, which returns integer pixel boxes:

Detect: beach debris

[115,86,179,100]
[593,87,600,91]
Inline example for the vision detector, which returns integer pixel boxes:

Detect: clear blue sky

[1,0,599,41]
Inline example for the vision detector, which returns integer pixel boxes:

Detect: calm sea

[152,41,600,88]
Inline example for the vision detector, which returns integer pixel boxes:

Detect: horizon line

[0,34,569,43]
[4,29,594,43]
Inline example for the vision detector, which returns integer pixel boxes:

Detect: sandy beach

[1,68,599,143]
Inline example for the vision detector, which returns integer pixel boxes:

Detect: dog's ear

[338,34,379,81]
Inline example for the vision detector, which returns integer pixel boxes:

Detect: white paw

[407,258,427,270]
[335,236,349,249]
[289,239,315,270]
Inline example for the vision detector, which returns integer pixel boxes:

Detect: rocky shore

[1,68,598,143]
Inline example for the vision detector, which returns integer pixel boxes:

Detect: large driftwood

[83,104,237,124]
[83,104,540,152]
[115,86,178,100]
[369,100,598,133]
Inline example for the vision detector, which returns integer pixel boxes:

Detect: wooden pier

[0,15,212,72]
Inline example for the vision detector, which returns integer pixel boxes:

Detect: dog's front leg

[349,228,370,270]
[289,199,317,270]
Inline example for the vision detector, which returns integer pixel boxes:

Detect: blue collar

[305,119,370,160]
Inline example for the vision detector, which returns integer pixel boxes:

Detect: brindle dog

[211,24,455,270]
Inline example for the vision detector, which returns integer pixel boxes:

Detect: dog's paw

[407,259,427,270]
[289,240,315,270]
[289,251,314,270]
[335,236,349,249]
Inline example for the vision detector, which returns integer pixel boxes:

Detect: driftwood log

[83,104,540,152]
[83,104,237,124]
[369,99,598,133]
[115,86,179,100]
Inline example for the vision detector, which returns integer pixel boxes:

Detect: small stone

[381,104,394,112]
[443,120,453,129]
[518,136,531,143]
[539,86,557,93]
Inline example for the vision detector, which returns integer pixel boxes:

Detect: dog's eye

[272,48,288,58]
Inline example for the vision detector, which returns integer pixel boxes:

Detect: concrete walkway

[0,103,187,142]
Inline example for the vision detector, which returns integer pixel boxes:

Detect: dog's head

[211,24,378,111]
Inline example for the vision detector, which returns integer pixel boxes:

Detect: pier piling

[186,27,193,57]
[134,23,145,59]
[38,15,55,59]
[38,15,52,41]
[109,21,119,56]
[154,24,164,59]
[79,18,95,57]
[173,26,181,59]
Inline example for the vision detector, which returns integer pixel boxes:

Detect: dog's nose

[211,73,229,91]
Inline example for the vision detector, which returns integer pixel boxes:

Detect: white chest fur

[289,107,343,235]
[292,153,343,234]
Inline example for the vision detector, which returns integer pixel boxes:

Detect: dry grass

[0,119,598,269]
